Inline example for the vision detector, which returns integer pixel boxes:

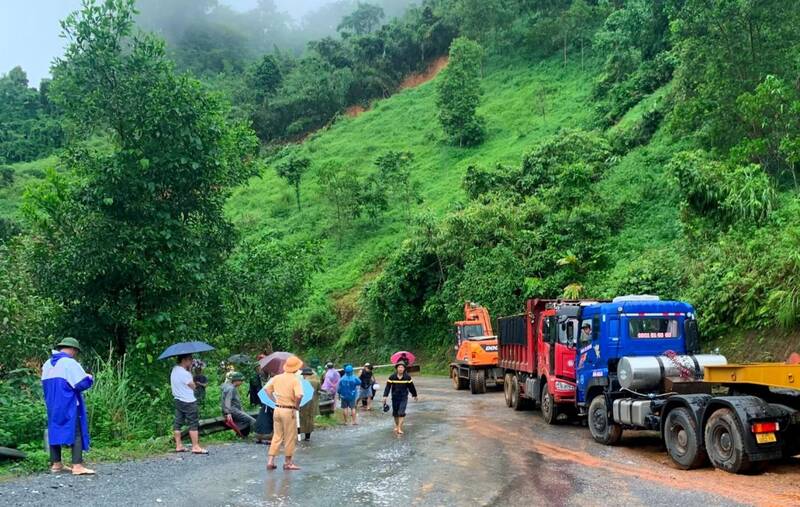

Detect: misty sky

[0,0,342,88]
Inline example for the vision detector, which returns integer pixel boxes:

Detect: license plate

[755,432,777,444]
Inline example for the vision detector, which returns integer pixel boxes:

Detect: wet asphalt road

[2,376,800,506]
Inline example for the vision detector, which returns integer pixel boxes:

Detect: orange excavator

[450,302,503,394]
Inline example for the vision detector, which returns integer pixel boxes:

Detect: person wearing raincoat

[299,367,320,440]
[41,337,95,475]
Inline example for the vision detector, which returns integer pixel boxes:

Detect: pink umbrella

[391,351,416,366]
[259,351,293,376]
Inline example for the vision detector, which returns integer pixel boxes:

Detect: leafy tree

[249,54,283,104]
[669,0,800,150]
[337,2,386,36]
[221,232,317,351]
[24,0,258,357]
[275,151,311,211]
[0,66,64,163]
[360,172,390,224]
[436,37,485,147]
[375,150,421,217]
[317,162,363,230]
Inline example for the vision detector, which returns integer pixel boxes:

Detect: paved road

[2,377,800,506]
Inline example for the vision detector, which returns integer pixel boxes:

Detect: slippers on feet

[173,448,188,453]
[50,466,72,473]
[267,464,277,470]
[283,464,301,471]
[191,449,209,455]
[72,468,96,476]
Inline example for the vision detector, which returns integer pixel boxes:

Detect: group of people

[321,360,418,435]
[41,337,418,475]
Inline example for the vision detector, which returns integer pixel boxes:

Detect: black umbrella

[227,354,253,364]
[157,341,215,360]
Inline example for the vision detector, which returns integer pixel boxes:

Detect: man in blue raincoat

[41,337,95,475]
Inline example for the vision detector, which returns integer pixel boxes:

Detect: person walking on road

[337,364,360,425]
[41,337,95,475]
[383,362,418,435]
[221,372,256,437]
[171,354,207,454]
[266,356,304,471]
[299,367,320,441]
[321,362,340,397]
[358,363,375,410]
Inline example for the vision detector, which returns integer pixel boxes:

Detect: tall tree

[337,2,385,36]
[24,0,258,356]
[435,37,485,147]
[275,151,311,211]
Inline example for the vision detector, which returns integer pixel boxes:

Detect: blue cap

[344,364,354,374]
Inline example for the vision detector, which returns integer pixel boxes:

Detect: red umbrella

[259,351,293,376]
[390,351,416,366]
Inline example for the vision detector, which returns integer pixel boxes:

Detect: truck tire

[451,367,467,390]
[469,368,486,394]
[664,407,707,470]
[503,373,513,407]
[540,388,559,425]
[704,408,762,474]
[588,395,622,445]
[511,375,526,411]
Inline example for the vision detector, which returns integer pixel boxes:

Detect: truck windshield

[628,318,679,339]
[462,324,485,339]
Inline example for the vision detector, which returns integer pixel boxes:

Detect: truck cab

[575,295,697,408]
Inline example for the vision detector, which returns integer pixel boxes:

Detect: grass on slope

[0,156,57,219]
[228,55,599,338]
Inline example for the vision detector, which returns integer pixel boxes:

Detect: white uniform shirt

[171,365,196,402]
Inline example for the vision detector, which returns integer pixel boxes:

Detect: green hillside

[227,55,599,352]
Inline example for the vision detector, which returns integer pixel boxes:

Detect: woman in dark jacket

[382,362,417,435]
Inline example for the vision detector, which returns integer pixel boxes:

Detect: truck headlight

[555,381,576,391]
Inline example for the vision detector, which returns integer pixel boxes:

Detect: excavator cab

[451,302,503,394]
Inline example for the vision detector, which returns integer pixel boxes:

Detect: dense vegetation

[4,0,800,471]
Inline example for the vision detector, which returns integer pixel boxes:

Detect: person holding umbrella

[41,337,95,475]
[265,355,304,471]
[171,354,207,454]
[382,361,418,435]
[299,367,320,441]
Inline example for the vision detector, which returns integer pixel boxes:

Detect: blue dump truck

[573,295,800,473]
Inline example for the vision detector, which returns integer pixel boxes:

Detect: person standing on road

[299,367,320,441]
[221,372,256,437]
[358,363,375,410]
[337,364,360,425]
[321,362,340,397]
[41,337,95,475]
[383,362,418,435]
[192,360,208,412]
[171,354,208,454]
[266,356,304,471]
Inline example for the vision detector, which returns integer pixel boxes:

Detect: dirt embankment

[344,56,449,119]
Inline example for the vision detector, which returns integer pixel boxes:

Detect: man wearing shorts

[337,364,360,425]
[171,354,207,454]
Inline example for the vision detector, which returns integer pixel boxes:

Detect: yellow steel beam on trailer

[704,363,800,391]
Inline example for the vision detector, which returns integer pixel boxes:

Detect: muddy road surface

[2,377,799,506]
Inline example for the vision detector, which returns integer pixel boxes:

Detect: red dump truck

[497,299,599,423]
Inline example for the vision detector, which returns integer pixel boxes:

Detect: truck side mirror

[684,319,699,354]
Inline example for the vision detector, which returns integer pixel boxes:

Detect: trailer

[575,295,800,474]
[497,299,598,423]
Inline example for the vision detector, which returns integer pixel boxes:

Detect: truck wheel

[588,395,622,445]
[540,388,559,425]
[469,369,485,395]
[477,369,487,393]
[503,374,513,407]
[451,367,467,390]
[704,408,761,474]
[511,376,526,411]
[664,407,707,470]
